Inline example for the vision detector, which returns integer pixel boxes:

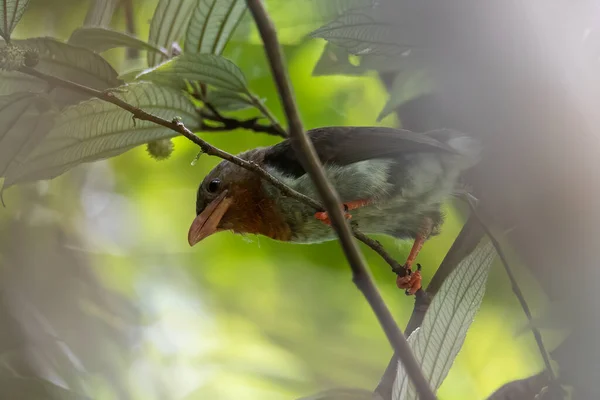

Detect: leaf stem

[249,93,287,137]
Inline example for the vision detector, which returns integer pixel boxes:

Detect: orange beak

[188,190,233,246]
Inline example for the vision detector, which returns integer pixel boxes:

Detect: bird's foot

[396,263,422,296]
[314,204,352,225]
[314,199,373,225]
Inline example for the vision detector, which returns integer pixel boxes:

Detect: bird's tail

[425,128,482,169]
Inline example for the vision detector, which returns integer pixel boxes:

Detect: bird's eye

[207,178,221,193]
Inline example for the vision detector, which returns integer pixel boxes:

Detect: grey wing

[263,126,455,178]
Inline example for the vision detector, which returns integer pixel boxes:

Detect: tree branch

[199,108,285,137]
[352,229,403,273]
[244,1,435,399]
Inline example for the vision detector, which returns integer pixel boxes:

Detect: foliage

[0,0,30,41]
[184,0,247,55]
[0,1,531,400]
[0,0,268,188]
[393,242,496,400]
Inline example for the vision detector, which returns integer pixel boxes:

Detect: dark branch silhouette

[244,1,436,399]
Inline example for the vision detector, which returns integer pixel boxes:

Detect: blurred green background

[0,1,558,399]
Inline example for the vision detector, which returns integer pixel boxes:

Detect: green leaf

[0,0,30,41]
[184,0,247,55]
[84,0,118,27]
[118,67,147,82]
[377,68,434,122]
[393,241,496,400]
[3,83,200,187]
[68,27,169,56]
[147,0,196,67]
[309,0,374,20]
[310,7,408,56]
[136,53,248,93]
[0,92,53,177]
[4,38,121,105]
[0,70,43,96]
[19,38,121,89]
[205,90,253,111]
[298,388,375,400]
[0,372,89,400]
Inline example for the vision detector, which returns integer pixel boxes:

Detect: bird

[188,126,481,294]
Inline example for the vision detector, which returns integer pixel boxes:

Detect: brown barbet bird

[188,126,481,294]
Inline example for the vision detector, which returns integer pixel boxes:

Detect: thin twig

[194,89,286,138]
[199,108,285,137]
[249,94,288,137]
[18,65,405,276]
[245,1,436,399]
[466,198,556,380]
[352,229,404,273]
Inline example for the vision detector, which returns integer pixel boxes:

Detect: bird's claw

[314,204,352,226]
[396,263,422,296]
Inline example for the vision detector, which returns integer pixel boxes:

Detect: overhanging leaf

[0,92,53,176]
[3,83,200,187]
[68,27,168,56]
[310,7,409,56]
[147,0,196,67]
[184,0,247,55]
[393,241,496,400]
[136,53,249,93]
[0,0,30,41]
[19,38,121,89]
[298,388,376,400]
[84,0,118,27]
[0,70,43,96]
[4,38,121,105]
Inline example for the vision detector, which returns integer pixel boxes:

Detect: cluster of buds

[0,44,38,70]
[146,138,174,160]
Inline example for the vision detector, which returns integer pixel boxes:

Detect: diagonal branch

[244,1,436,399]
[199,109,285,137]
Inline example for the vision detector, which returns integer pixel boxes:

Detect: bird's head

[187,155,292,246]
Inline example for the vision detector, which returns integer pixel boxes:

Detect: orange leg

[396,219,433,295]
[396,264,423,295]
[314,199,373,225]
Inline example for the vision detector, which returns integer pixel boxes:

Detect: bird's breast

[263,156,456,243]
